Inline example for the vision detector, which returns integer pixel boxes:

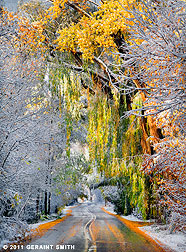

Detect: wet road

[21,202,167,252]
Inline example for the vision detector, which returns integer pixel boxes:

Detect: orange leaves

[3,7,47,54]
[48,0,64,18]
[17,19,45,51]
[143,119,186,219]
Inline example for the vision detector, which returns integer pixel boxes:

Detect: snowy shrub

[0,217,28,247]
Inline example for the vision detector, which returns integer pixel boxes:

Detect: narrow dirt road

[18,202,171,252]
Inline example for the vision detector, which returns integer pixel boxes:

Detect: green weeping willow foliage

[47,67,157,219]
[48,66,85,156]
[87,87,120,177]
[87,90,154,218]
[115,95,150,218]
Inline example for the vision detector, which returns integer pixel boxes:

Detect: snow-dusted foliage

[118,0,186,115]
[118,0,186,231]
[0,11,88,246]
[0,217,28,243]
[100,186,119,202]
[0,11,43,242]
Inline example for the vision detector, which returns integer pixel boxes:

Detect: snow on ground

[104,203,115,214]
[104,203,152,222]
[29,206,73,230]
[139,225,186,252]
[103,204,186,252]
[61,206,72,215]
[29,219,57,230]
[121,215,150,222]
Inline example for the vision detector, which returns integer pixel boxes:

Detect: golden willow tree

[11,0,162,155]
[5,0,185,226]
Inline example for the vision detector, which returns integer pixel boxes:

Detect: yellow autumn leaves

[10,0,137,60]
[56,0,135,60]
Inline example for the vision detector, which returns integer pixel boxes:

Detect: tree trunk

[36,189,40,218]
[44,190,48,215]
[48,192,51,215]
[113,34,163,154]
[140,117,151,154]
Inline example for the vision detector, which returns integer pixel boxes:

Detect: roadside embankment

[102,205,186,252]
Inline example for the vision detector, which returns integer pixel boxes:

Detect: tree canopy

[0,0,185,243]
